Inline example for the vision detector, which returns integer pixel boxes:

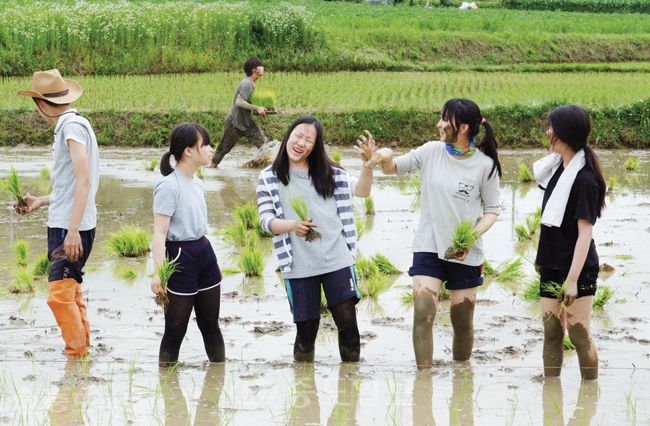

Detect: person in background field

[16,69,100,359]
[257,116,375,363]
[533,105,606,381]
[367,98,501,368]
[151,123,225,367]
[210,57,268,168]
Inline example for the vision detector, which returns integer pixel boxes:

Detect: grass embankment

[3,99,649,148]
[2,1,650,76]
[504,0,650,14]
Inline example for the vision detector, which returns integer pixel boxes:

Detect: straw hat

[17,69,82,104]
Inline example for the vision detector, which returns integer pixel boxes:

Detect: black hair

[441,98,502,179]
[244,57,263,77]
[548,105,606,218]
[160,123,212,176]
[33,97,70,108]
[272,116,338,199]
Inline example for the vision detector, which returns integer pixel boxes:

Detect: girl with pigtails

[151,123,225,367]
[367,98,501,368]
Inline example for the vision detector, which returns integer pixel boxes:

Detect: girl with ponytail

[533,105,605,380]
[367,98,501,367]
[151,123,225,367]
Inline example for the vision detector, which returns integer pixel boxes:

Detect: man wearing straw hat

[16,69,100,359]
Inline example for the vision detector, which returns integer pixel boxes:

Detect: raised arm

[353,131,376,197]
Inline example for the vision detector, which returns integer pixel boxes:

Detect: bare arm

[270,218,315,237]
[151,213,171,295]
[353,131,376,197]
[454,213,498,261]
[64,139,91,261]
[372,148,398,175]
[563,219,593,306]
[236,94,266,116]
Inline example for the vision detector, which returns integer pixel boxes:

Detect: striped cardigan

[257,166,359,274]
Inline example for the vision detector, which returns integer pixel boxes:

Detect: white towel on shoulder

[533,149,585,228]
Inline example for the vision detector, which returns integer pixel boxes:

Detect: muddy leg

[450,288,477,361]
[294,319,319,362]
[412,276,442,368]
[542,297,566,377]
[330,298,360,362]
[567,297,598,380]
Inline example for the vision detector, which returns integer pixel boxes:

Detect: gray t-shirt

[395,141,501,266]
[228,77,256,131]
[278,169,355,279]
[48,109,100,231]
[153,169,208,241]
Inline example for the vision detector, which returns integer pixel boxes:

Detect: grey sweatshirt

[395,141,501,266]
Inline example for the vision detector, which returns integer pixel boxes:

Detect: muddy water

[0,146,649,425]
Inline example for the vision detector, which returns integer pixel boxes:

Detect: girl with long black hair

[368,98,501,367]
[533,105,606,380]
[257,116,375,362]
[151,123,225,366]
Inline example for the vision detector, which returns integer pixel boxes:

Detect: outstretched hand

[354,131,376,165]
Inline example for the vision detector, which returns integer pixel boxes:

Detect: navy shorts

[165,237,222,296]
[48,227,95,284]
[284,266,360,323]
[408,252,483,290]
[539,264,598,299]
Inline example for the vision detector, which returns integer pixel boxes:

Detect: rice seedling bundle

[363,196,375,216]
[154,255,181,311]
[439,281,450,301]
[11,267,35,294]
[400,291,414,303]
[143,159,159,171]
[482,259,497,276]
[355,216,367,241]
[358,274,387,299]
[331,150,342,164]
[237,243,266,277]
[0,166,27,208]
[495,257,525,282]
[356,257,379,280]
[117,268,138,280]
[219,221,248,247]
[592,285,614,309]
[221,266,241,275]
[563,335,575,350]
[371,253,400,275]
[445,218,479,260]
[233,200,258,230]
[607,175,617,193]
[40,167,50,179]
[625,157,640,171]
[518,164,534,182]
[33,254,50,276]
[13,240,29,267]
[289,193,321,243]
[251,90,276,111]
[107,226,150,257]
[522,276,541,300]
[253,221,273,239]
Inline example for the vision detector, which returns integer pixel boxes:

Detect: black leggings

[159,285,225,366]
[294,297,360,362]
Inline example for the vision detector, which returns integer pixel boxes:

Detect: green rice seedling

[0,166,27,208]
[331,149,342,164]
[607,175,618,193]
[593,285,614,310]
[219,220,248,247]
[288,192,321,243]
[355,216,367,241]
[358,274,387,299]
[625,157,640,171]
[237,241,265,277]
[495,257,525,282]
[142,159,159,171]
[400,290,413,303]
[543,281,569,318]
[154,254,181,311]
[253,220,272,239]
[439,281,450,301]
[33,254,50,276]
[117,267,138,280]
[363,196,375,215]
[233,199,257,230]
[444,218,479,260]
[251,90,276,111]
[356,257,379,280]
[11,267,35,294]
[320,287,330,315]
[196,166,205,179]
[563,335,575,350]
[408,173,421,196]
[221,266,240,275]
[514,223,529,241]
[13,240,29,267]
[106,226,150,257]
[518,164,534,182]
[527,212,541,236]
[482,259,497,276]
[40,167,50,180]
[522,276,541,301]
[371,253,400,275]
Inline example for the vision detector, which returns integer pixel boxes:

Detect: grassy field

[4,71,650,111]
[2,0,650,76]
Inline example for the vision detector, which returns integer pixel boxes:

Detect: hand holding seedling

[151,273,165,296]
[563,278,578,307]
[64,231,83,262]
[293,219,317,237]
[453,247,470,261]
[256,106,267,116]
[355,130,376,165]
[14,195,42,215]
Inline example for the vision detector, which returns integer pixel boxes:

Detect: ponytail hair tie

[481,118,486,125]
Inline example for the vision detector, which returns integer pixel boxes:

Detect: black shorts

[408,252,483,290]
[284,266,360,323]
[165,237,222,296]
[539,264,598,299]
[48,227,95,284]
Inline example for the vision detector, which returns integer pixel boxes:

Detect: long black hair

[548,105,606,218]
[272,116,339,199]
[441,98,502,179]
[160,123,212,176]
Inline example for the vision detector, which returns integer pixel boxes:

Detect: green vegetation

[625,157,640,171]
[253,221,273,239]
[522,276,541,301]
[33,254,50,276]
[356,257,379,280]
[196,166,205,180]
[563,335,575,350]
[238,238,266,277]
[358,274,388,299]
[219,221,249,247]
[12,240,29,267]
[400,291,413,303]
[505,0,650,14]
[117,268,138,280]
[11,267,35,294]
[445,218,479,260]
[593,285,614,309]
[288,190,322,242]
[220,199,271,245]
[221,266,241,275]
[331,150,342,164]
[483,259,496,276]
[106,226,150,257]
[142,159,159,171]
[515,210,542,241]
[154,254,181,310]
[363,196,375,216]
[518,164,534,182]
[40,167,50,179]
[439,281,450,301]
[233,200,258,230]
[494,258,525,283]
[371,254,400,275]
[0,166,27,208]
[251,90,276,111]
[355,216,367,241]
[607,175,618,193]
[408,173,421,196]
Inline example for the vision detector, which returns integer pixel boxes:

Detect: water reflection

[290,364,320,426]
[449,364,475,426]
[542,378,599,426]
[326,364,359,426]
[48,360,89,426]
[412,369,435,426]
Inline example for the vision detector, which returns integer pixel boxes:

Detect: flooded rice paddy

[0,145,649,425]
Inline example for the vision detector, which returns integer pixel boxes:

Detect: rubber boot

[74,282,90,348]
[47,278,88,359]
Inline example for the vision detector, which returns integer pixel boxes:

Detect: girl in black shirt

[534,105,606,381]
